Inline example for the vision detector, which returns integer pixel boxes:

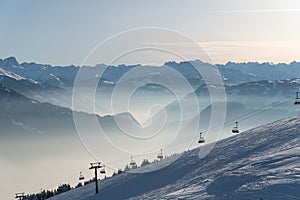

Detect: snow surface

[0,68,25,81]
[49,114,300,200]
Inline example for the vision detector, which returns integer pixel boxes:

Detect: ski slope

[49,115,300,200]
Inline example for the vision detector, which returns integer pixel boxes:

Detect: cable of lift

[41,92,297,192]
[175,94,294,146]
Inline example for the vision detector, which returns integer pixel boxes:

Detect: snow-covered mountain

[0,83,77,136]
[2,57,300,199]
[2,57,300,115]
[2,57,300,89]
[194,79,300,97]
[0,57,78,87]
[49,114,300,200]
[2,57,300,139]
[0,67,64,99]
[217,61,300,84]
[0,85,139,138]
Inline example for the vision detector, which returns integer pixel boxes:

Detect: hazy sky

[1,0,300,65]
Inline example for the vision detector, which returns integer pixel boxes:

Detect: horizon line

[1,56,300,67]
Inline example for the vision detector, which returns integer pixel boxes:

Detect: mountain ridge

[2,56,300,88]
[0,85,140,137]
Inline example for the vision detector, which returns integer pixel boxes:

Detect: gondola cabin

[198,132,205,143]
[130,156,137,167]
[232,121,239,134]
[294,92,300,105]
[100,165,106,174]
[79,171,85,180]
[157,149,163,159]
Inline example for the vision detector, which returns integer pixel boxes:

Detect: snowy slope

[49,115,300,200]
[0,68,26,81]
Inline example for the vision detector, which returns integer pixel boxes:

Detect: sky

[0,0,300,65]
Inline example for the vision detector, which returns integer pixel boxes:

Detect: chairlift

[157,149,163,159]
[79,171,85,181]
[294,92,300,105]
[100,165,106,174]
[232,121,239,134]
[130,156,137,166]
[198,132,205,143]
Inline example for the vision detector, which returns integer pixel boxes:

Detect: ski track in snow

[49,115,300,200]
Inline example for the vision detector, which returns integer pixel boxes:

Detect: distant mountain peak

[2,56,19,66]
[112,112,141,126]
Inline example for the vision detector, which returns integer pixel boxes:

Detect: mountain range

[2,56,300,90]
[1,57,300,199]
[1,56,299,140]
